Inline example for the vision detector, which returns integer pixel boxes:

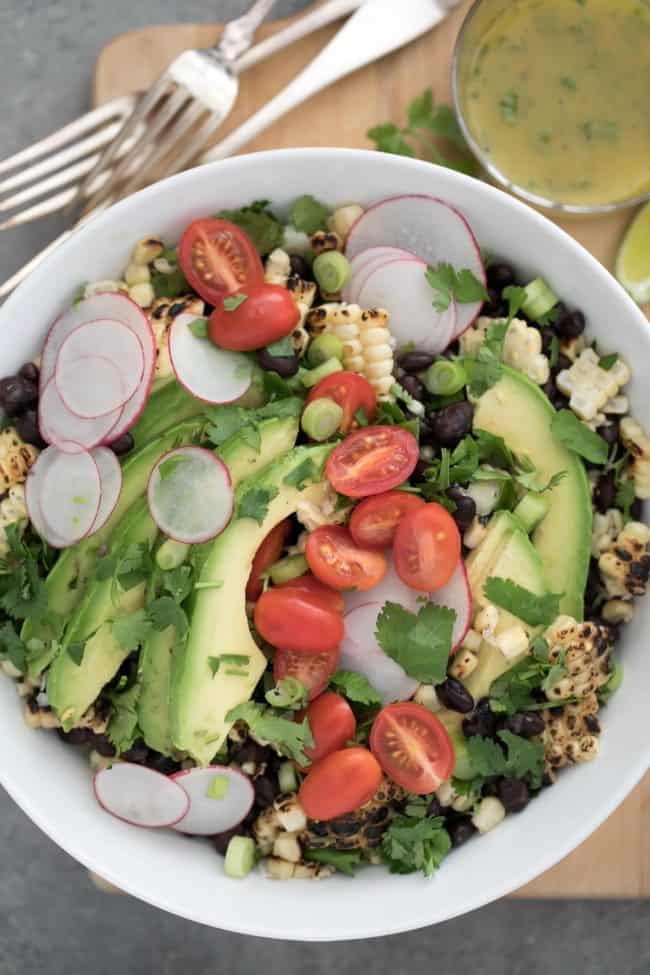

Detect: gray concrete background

[0,2,648,971]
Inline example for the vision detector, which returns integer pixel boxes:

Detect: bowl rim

[1,146,649,939]
[450,0,650,215]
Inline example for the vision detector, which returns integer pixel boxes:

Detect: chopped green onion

[424,359,467,396]
[308,332,344,367]
[513,492,550,533]
[206,775,229,800]
[313,251,352,293]
[278,761,299,794]
[299,357,344,388]
[269,554,309,586]
[521,277,559,321]
[301,398,343,441]
[155,539,191,571]
[224,836,256,878]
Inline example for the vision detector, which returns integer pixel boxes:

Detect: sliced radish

[341,601,419,704]
[94,763,190,829]
[358,258,456,354]
[343,246,418,304]
[171,766,254,836]
[39,377,122,451]
[168,312,252,404]
[429,561,473,653]
[88,447,123,534]
[345,195,485,337]
[147,446,233,544]
[345,558,420,615]
[25,446,101,547]
[55,319,144,417]
[25,464,72,549]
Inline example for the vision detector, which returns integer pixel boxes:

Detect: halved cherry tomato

[277,573,345,615]
[393,502,461,592]
[299,748,383,821]
[326,426,419,498]
[274,646,339,701]
[306,372,377,434]
[209,284,299,352]
[178,218,263,305]
[370,702,454,794]
[254,587,343,653]
[349,490,426,550]
[305,525,387,592]
[245,519,291,602]
[300,692,357,766]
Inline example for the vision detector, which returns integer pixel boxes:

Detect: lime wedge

[615,202,650,304]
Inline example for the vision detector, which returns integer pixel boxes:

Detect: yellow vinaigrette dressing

[460,0,650,207]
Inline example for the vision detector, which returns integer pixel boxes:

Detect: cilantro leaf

[237,486,279,525]
[289,195,330,235]
[0,622,27,673]
[112,609,152,650]
[467,732,545,789]
[615,477,636,520]
[107,679,141,755]
[474,429,514,468]
[599,353,618,371]
[283,457,319,490]
[484,577,562,627]
[425,263,488,312]
[147,596,188,637]
[226,701,314,765]
[489,653,556,714]
[463,346,503,397]
[188,317,208,338]
[216,201,284,255]
[304,848,362,877]
[381,815,451,877]
[367,122,415,157]
[551,410,608,464]
[502,285,527,324]
[239,424,261,454]
[466,735,508,777]
[0,526,50,625]
[375,601,455,684]
[265,677,308,710]
[484,319,510,357]
[150,250,190,299]
[160,565,193,603]
[223,294,248,312]
[329,669,382,706]
[205,399,303,448]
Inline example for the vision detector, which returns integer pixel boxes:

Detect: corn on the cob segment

[619,416,650,500]
[0,428,39,493]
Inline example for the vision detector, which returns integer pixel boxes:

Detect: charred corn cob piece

[148,295,205,378]
[598,521,650,598]
[0,428,39,492]
[619,416,650,500]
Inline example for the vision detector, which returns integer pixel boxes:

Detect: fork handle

[218,0,279,63]
[203,0,453,163]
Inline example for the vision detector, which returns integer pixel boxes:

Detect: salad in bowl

[0,150,648,934]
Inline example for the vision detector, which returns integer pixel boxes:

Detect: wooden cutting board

[93,4,650,898]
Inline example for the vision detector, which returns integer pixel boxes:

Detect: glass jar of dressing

[452,0,650,213]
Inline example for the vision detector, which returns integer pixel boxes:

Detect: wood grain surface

[94,2,650,897]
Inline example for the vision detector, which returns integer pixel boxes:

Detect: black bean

[57,727,92,746]
[93,734,116,758]
[427,796,443,818]
[498,777,529,812]
[436,677,474,714]
[400,374,426,402]
[481,775,501,798]
[630,498,644,521]
[483,287,507,318]
[446,486,477,533]
[109,432,134,456]
[19,362,39,383]
[290,255,311,280]
[146,753,181,776]
[486,262,516,291]
[540,378,555,401]
[594,470,616,512]
[552,392,570,411]
[504,711,545,738]
[428,401,474,447]
[447,818,476,848]
[597,421,619,446]
[256,349,299,378]
[230,739,272,767]
[417,415,437,446]
[539,327,557,356]
[552,354,572,376]
[412,459,432,482]
[14,409,45,448]
[462,697,497,739]
[0,376,38,415]
[122,739,149,764]
[397,350,435,373]
[254,775,278,809]
[556,308,586,339]
[212,824,249,856]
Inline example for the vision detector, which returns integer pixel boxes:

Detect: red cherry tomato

[301,692,357,766]
[326,426,419,498]
[178,218,263,305]
[274,646,339,701]
[370,702,454,794]
[305,525,388,592]
[245,519,290,602]
[349,490,426,550]
[393,502,461,592]
[306,372,377,434]
[209,283,299,352]
[277,573,345,615]
[254,587,343,654]
[299,748,383,821]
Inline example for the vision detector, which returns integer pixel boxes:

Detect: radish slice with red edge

[168,312,252,404]
[25,461,73,549]
[25,445,101,547]
[94,763,190,828]
[171,766,254,836]
[147,446,233,544]
[344,246,419,304]
[358,258,456,354]
[345,195,485,338]
[39,377,122,451]
[55,319,144,417]
[88,447,123,534]
[428,560,473,654]
[340,601,419,704]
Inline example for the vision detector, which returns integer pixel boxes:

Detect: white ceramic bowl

[1,149,648,940]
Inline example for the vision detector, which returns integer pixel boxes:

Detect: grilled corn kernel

[128,282,154,308]
[414,684,443,711]
[449,648,479,680]
[84,279,127,298]
[329,204,364,241]
[0,429,39,492]
[132,237,164,266]
[310,230,342,256]
[601,599,634,624]
[619,416,650,500]
[264,857,296,880]
[264,249,291,287]
[273,832,302,864]
[124,262,150,286]
[472,797,506,833]
[463,517,488,549]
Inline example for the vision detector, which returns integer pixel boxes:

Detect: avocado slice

[436,709,475,780]
[47,497,158,730]
[170,443,332,765]
[472,365,591,619]
[137,414,300,756]
[465,511,521,605]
